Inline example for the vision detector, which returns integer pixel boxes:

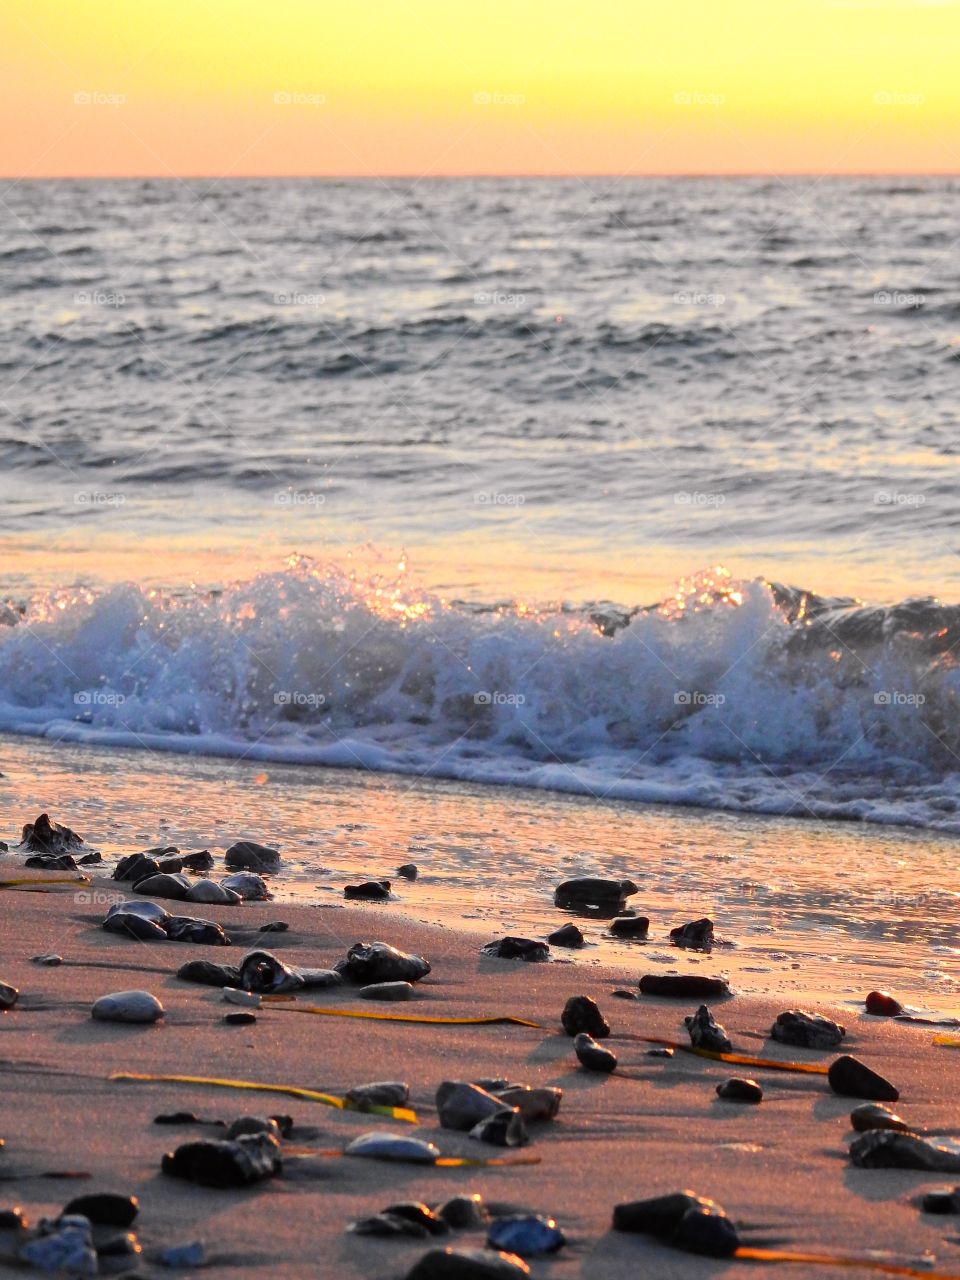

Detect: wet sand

[1,876,959,1278]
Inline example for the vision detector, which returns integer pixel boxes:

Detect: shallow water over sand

[4,733,958,1013]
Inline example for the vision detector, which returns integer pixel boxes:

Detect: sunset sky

[1,0,959,176]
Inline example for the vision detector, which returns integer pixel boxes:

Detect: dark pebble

[113,853,160,882]
[669,917,714,950]
[224,1012,257,1025]
[258,921,289,933]
[180,850,215,871]
[554,877,638,909]
[771,1009,845,1050]
[612,989,638,1000]
[561,995,610,1039]
[638,974,731,999]
[647,1046,674,1058]
[685,1004,732,1052]
[850,1103,911,1133]
[613,1191,713,1235]
[0,982,18,1012]
[716,1077,762,1104]
[610,915,650,938]
[161,1134,281,1187]
[829,1055,899,1102]
[481,937,549,962]
[96,1231,141,1259]
[922,1188,960,1214]
[153,1112,224,1126]
[405,1246,531,1278]
[383,1202,449,1235]
[436,1194,490,1228]
[673,1204,739,1257]
[397,863,419,880]
[0,1208,26,1229]
[224,841,281,870]
[574,1032,617,1073]
[865,990,903,1017]
[63,1193,138,1228]
[547,923,584,948]
[25,853,77,871]
[344,880,391,901]
[177,959,242,987]
[77,852,102,866]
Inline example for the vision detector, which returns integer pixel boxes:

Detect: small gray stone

[359,981,415,1001]
[91,990,164,1024]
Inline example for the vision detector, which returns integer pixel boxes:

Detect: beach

[2,846,960,1278]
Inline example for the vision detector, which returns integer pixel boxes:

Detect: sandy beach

[2,867,959,1279]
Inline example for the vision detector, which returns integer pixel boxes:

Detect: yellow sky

[1,0,958,176]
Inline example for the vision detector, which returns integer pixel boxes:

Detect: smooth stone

[614,1191,714,1235]
[487,1214,564,1256]
[381,1202,449,1236]
[25,853,77,871]
[436,1195,489,1228]
[353,1212,431,1239]
[180,850,214,871]
[140,845,179,858]
[224,841,280,870]
[63,1194,138,1228]
[20,1216,96,1277]
[21,813,83,853]
[163,916,230,946]
[91,991,163,1024]
[113,853,160,883]
[132,873,191,901]
[345,1131,440,1164]
[610,915,650,938]
[670,917,714,950]
[184,880,241,905]
[32,953,63,966]
[103,913,168,942]
[481,937,549,962]
[437,1082,507,1131]
[345,1081,410,1110]
[685,1004,732,1052]
[397,863,419,880]
[554,877,638,908]
[223,987,261,1008]
[494,1086,562,1122]
[177,960,242,988]
[221,872,271,900]
[158,1241,205,1268]
[224,1011,256,1025]
[850,1103,912,1133]
[560,995,610,1039]
[0,1208,26,1230]
[226,1117,281,1141]
[105,900,169,923]
[96,1230,141,1259]
[574,1032,617,1072]
[157,856,184,873]
[258,921,288,933]
[922,1188,960,1214]
[638,974,731,999]
[336,941,431,985]
[716,1077,762,1104]
[406,1247,530,1279]
[851,1131,960,1172]
[77,853,102,866]
[771,1010,845,1050]
[829,1055,899,1102]
[161,1133,282,1186]
[240,949,341,994]
[344,880,391,901]
[673,1204,740,1257]
[359,980,414,1001]
[0,982,19,1012]
[547,923,584,948]
[468,1110,528,1147]
[866,990,904,1017]
[648,1046,675,1058]
[612,989,638,1000]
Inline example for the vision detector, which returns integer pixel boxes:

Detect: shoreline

[1,873,959,1278]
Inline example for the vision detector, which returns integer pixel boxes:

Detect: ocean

[1,176,958,834]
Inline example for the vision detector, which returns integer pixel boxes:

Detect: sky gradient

[1,0,959,177]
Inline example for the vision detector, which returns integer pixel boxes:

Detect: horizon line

[2,171,959,182]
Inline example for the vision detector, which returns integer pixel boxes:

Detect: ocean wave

[1,562,958,831]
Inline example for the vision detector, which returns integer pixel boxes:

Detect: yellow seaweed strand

[736,1245,960,1278]
[621,1036,830,1075]
[265,1004,543,1029]
[109,1072,417,1123]
[434,1154,542,1168]
[934,1036,960,1048]
[0,876,90,889]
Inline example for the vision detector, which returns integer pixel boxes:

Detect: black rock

[239,948,340,994]
[574,1032,617,1073]
[21,813,83,854]
[554,877,638,910]
[177,959,243,987]
[468,1110,528,1147]
[397,863,419,880]
[345,1081,411,1110]
[258,921,289,933]
[383,1202,450,1235]
[133,872,190,900]
[771,1010,845,1050]
[480,937,549,962]
[560,995,610,1039]
[0,1208,26,1229]
[153,1112,224,1126]
[669,917,714,950]
[828,1055,899,1102]
[547,923,584,948]
[157,856,184,873]
[716,1077,762,1104]
[0,982,19,1012]
[850,1131,960,1171]
[102,913,168,942]
[638,974,731,999]
[436,1194,490,1229]
[336,941,431,985]
[113,853,160,883]
[224,841,281,870]
[180,850,215,871]
[224,1012,257,1025]
[849,1103,912,1134]
[673,1204,739,1257]
[685,1004,732,1052]
[354,1212,432,1239]
[25,853,77,871]
[437,1082,507,1131]
[163,916,231,946]
[610,915,650,938]
[612,989,638,1000]
[344,880,391,901]
[613,1191,713,1235]
[405,1247,531,1279]
[95,1230,141,1260]
[63,1193,139,1228]
[161,1133,282,1187]
[77,852,102,866]
[141,845,179,857]
[922,1188,960,1214]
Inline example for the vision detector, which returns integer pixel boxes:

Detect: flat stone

[638,974,731,999]
[63,1193,138,1228]
[91,990,164,1024]
[771,1009,845,1050]
[224,841,281,870]
[132,873,191,900]
[610,915,649,938]
[359,981,415,1001]
[574,1032,617,1073]
[481,937,549,962]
